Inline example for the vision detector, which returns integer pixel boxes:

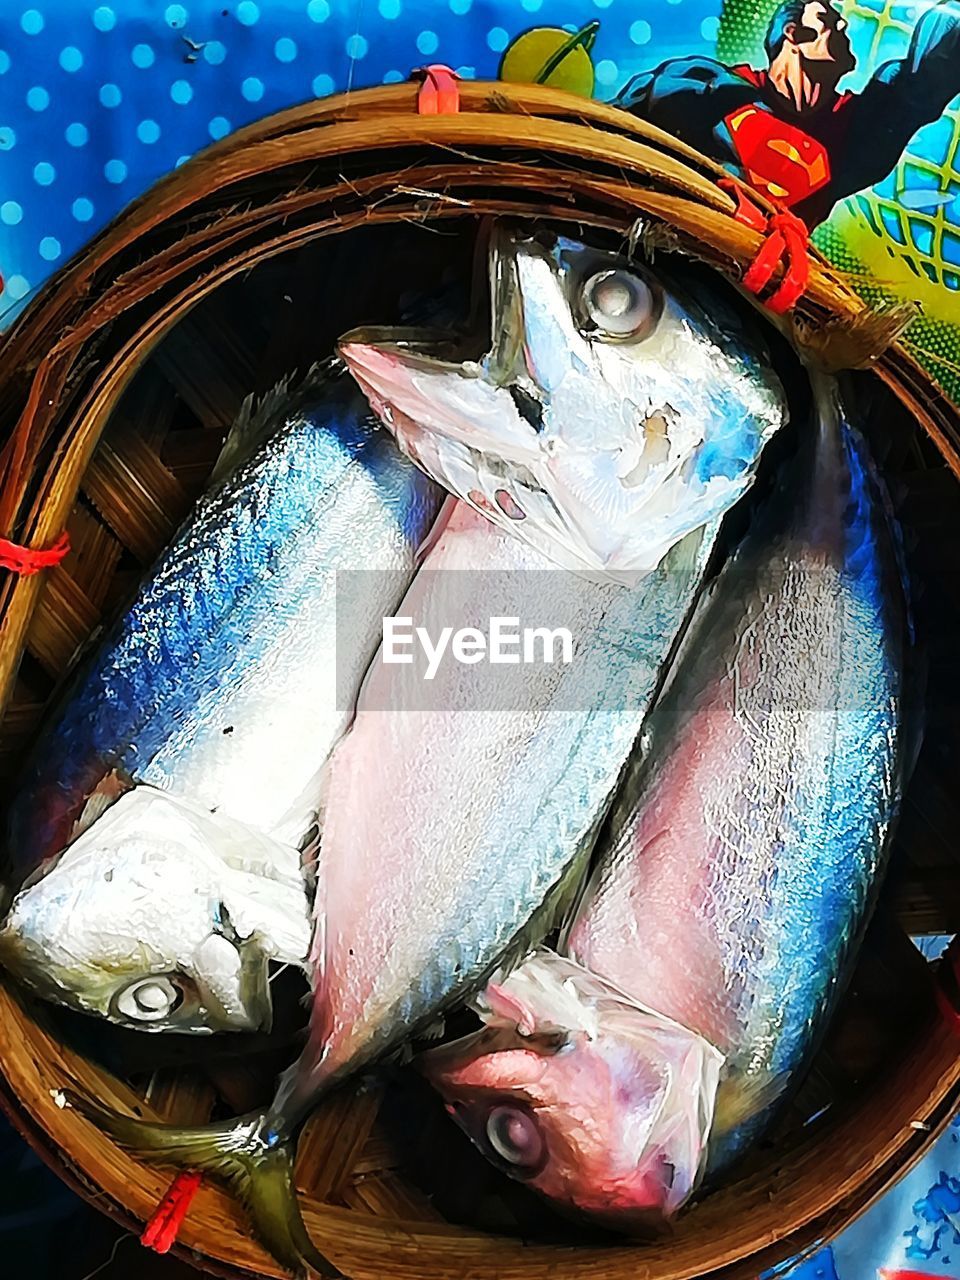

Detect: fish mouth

[338,327,470,412]
[337,232,549,487]
[339,224,532,392]
[340,325,469,372]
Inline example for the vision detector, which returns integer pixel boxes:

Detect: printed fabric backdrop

[0,3,959,1279]
[0,0,957,396]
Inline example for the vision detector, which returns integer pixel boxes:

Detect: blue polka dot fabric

[0,0,719,326]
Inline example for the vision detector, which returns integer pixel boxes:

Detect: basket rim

[0,79,958,1280]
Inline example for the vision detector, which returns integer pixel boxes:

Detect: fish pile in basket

[0,223,912,1275]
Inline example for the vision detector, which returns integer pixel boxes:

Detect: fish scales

[0,370,444,1033]
[420,377,909,1225]
[12,375,441,863]
[289,501,721,1103]
[577,396,905,1164]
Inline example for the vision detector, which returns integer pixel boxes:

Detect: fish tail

[65,1092,340,1279]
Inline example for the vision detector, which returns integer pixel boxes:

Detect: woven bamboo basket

[1,80,960,1280]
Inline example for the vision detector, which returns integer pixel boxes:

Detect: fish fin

[70,769,135,842]
[64,1093,340,1279]
[482,982,534,1032]
[417,1015,447,1042]
[208,358,343,489]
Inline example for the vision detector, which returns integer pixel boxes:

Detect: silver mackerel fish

[0,368,444,1034]
[422,375,911,1227]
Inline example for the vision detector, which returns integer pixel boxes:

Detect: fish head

[420,952,723,1224]
[340,224,786,580]
[0,788,311,1033]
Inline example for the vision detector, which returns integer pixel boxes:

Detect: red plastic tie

[413,64,460,115]
[742,210,809,314]
[719,179,810,315]
[718,178,768,234]
[141,1171,202,1254]
[0,530,69,576]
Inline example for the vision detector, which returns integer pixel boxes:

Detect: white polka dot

[346,33,368,58]
[237,0,259,23]
[312,73,334,95]
[105,158,127,183]
[93,6,116,30]
[520,0,542,10]
[630,20,652,44]
[65,122,88,146]
[5,275,30,300]
[203,40,226,64]
[455,64,476,78]
[132,43,155,68]
[382,69,404,83]
[39,236,61,261]
[73,198,94,222]
[0,127,16,150]
[307,0,330,19]
[449,0,471,12]
[416,30,439,55]
[26,86,49,111]
[486,27,509,52]
[700,15,720,39]
[593,0,614,7]
[275,37,297,62]
[1,200,22,225]
[165,3,188,26]
[99,83,122,107]
[59,46,83,72]
[0,51,9,74]
[137,119,160,143]
[241,76,264,101]
[33,160,55,184]
[596,59,619,85]
[208,115,230,139]
[20,10,44,35]
[175,154,191,166]
[379,0,401,16]
[170,79,192,104]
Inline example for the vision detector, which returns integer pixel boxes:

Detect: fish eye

[484,1104,545,1171]
[581,268,659,340]
[112,975,184,1023]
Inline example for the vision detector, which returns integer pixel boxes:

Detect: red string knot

[141,1170,203,1255]
[719,179,810,315]
[0,530,70,576]
[412,64,460,115]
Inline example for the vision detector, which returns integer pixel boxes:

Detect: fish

[420,373,910,1227]
[340,223,786,582]
[0,366,444,1034]
[297,499,720,1087]
[63,248,793,1271]
[67,500,733,1275]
